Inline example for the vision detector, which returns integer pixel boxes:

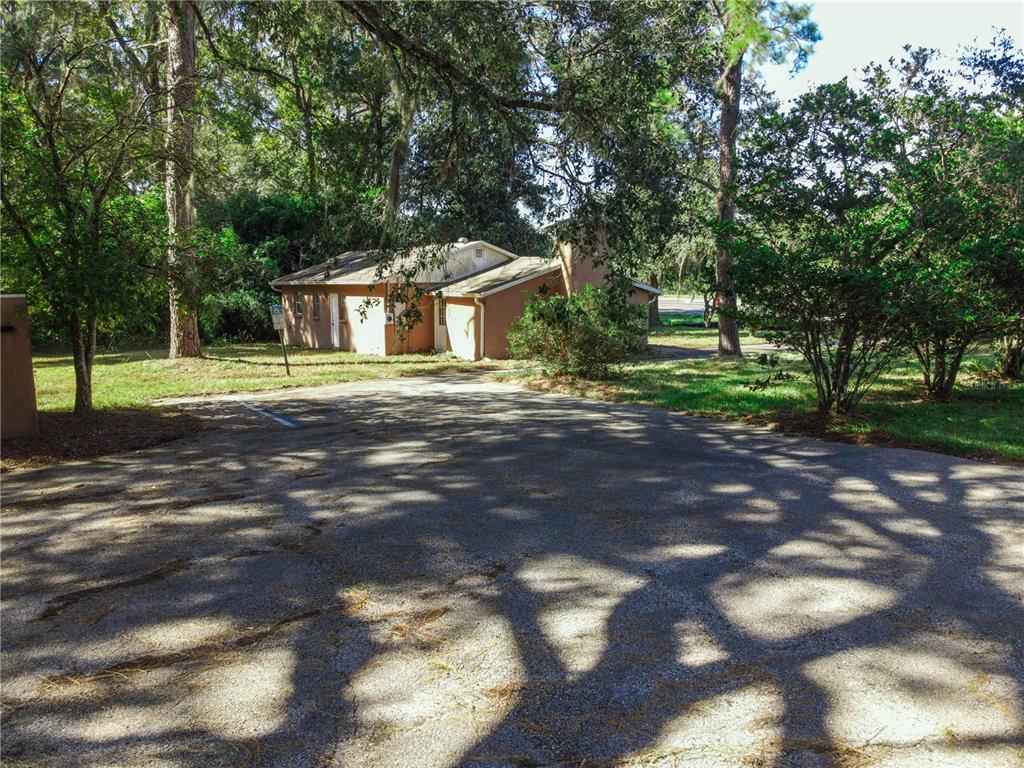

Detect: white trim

[629,279,662,296]
[440,264,562,298]
[329,294,341,348]
[270,240,516,288]
[271,279,343,287]
[434,296,448,352]
[474,297,486,360]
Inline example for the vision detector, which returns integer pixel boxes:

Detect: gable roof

[270,240,517,288]
[628,278,661,296]
[439,257,561,297]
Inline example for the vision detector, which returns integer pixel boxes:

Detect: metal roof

[439,257,562,297]
[628,279,661,296]
[270,240,516,287]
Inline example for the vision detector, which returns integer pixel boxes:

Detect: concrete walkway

[2,375,1022,767]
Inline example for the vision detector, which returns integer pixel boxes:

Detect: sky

[759,0,1024,103]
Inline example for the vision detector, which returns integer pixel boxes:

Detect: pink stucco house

[270,238,658,360]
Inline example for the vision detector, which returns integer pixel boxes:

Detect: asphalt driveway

[2,374,1022,767]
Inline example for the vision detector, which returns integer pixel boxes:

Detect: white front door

[434,296,448,352]
[330,294,341,348]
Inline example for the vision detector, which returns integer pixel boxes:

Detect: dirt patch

[1,408,210,470]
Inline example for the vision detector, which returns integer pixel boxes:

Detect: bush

[732,80,911,415]
[507,284,646,378]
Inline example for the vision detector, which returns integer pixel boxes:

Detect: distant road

[658,294,705,316]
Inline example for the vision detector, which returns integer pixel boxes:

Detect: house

[270,237,659,360]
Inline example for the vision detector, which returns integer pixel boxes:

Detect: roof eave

[629,279,662,296]
[439,264,562,298]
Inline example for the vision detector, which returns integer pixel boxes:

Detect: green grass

[648,312,769,350]
[520,315,1024,463]
[32,330,1023,463]
[33,344,493,412]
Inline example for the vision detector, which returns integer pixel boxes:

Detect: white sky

[759,1,1024,103]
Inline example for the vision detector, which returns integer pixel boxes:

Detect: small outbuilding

[270,237,659,361]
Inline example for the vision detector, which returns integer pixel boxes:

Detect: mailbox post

[269,304,290,376]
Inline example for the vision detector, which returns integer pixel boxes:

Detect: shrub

[866,50,1024,399]
[507,284,646,378]
[732,80,912,415]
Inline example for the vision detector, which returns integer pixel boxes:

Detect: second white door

[330,294,341,348]
[434,296,448,352]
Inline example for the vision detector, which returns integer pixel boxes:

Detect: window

[474,247,484,260]
[313,293,321,321]
[295,291,303,317]
[340,299,347,323]
[437,296,447,326]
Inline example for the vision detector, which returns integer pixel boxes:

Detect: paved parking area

[2,374,1022,767]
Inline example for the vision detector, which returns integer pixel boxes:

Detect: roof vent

[457,236,469,244]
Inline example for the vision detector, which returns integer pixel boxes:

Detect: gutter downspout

[474,297,486,360]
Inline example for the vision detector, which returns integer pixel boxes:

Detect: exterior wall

[557,233,611,294]
[481,273,565,359]
[386,294,435,355]
[444,298,480,360]
[342,288,386,355]
[281,287,334,348]
[282,285,386,354]
[281,284,439,356]
[1,295,39,438]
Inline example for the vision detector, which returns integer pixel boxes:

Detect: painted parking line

[242,402,299,428]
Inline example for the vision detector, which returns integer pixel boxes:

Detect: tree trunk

[715,52,744,358]
[291,57,317,197]
[70,316,96,416]
[166,0,201,358]
[918,338,968,400]
[382,72,416,235]
[302,109,317,198]
[647,274,660,326]
[1001,336,1024,380]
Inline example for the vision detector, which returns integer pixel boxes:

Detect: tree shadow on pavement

[2,375,1022,767]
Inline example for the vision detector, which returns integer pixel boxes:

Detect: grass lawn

[648,312,769,350]
[32,344,494,412]
[6,344,496,468]
[517,314,1024,463]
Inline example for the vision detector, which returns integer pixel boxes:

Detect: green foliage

[507,284,647,379]
[732,79,911,414]
[722,0,819,71]
[182,227,278,343]
[733,43,1024,409]
[864,45,1024,398]
[1,3,163,410]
